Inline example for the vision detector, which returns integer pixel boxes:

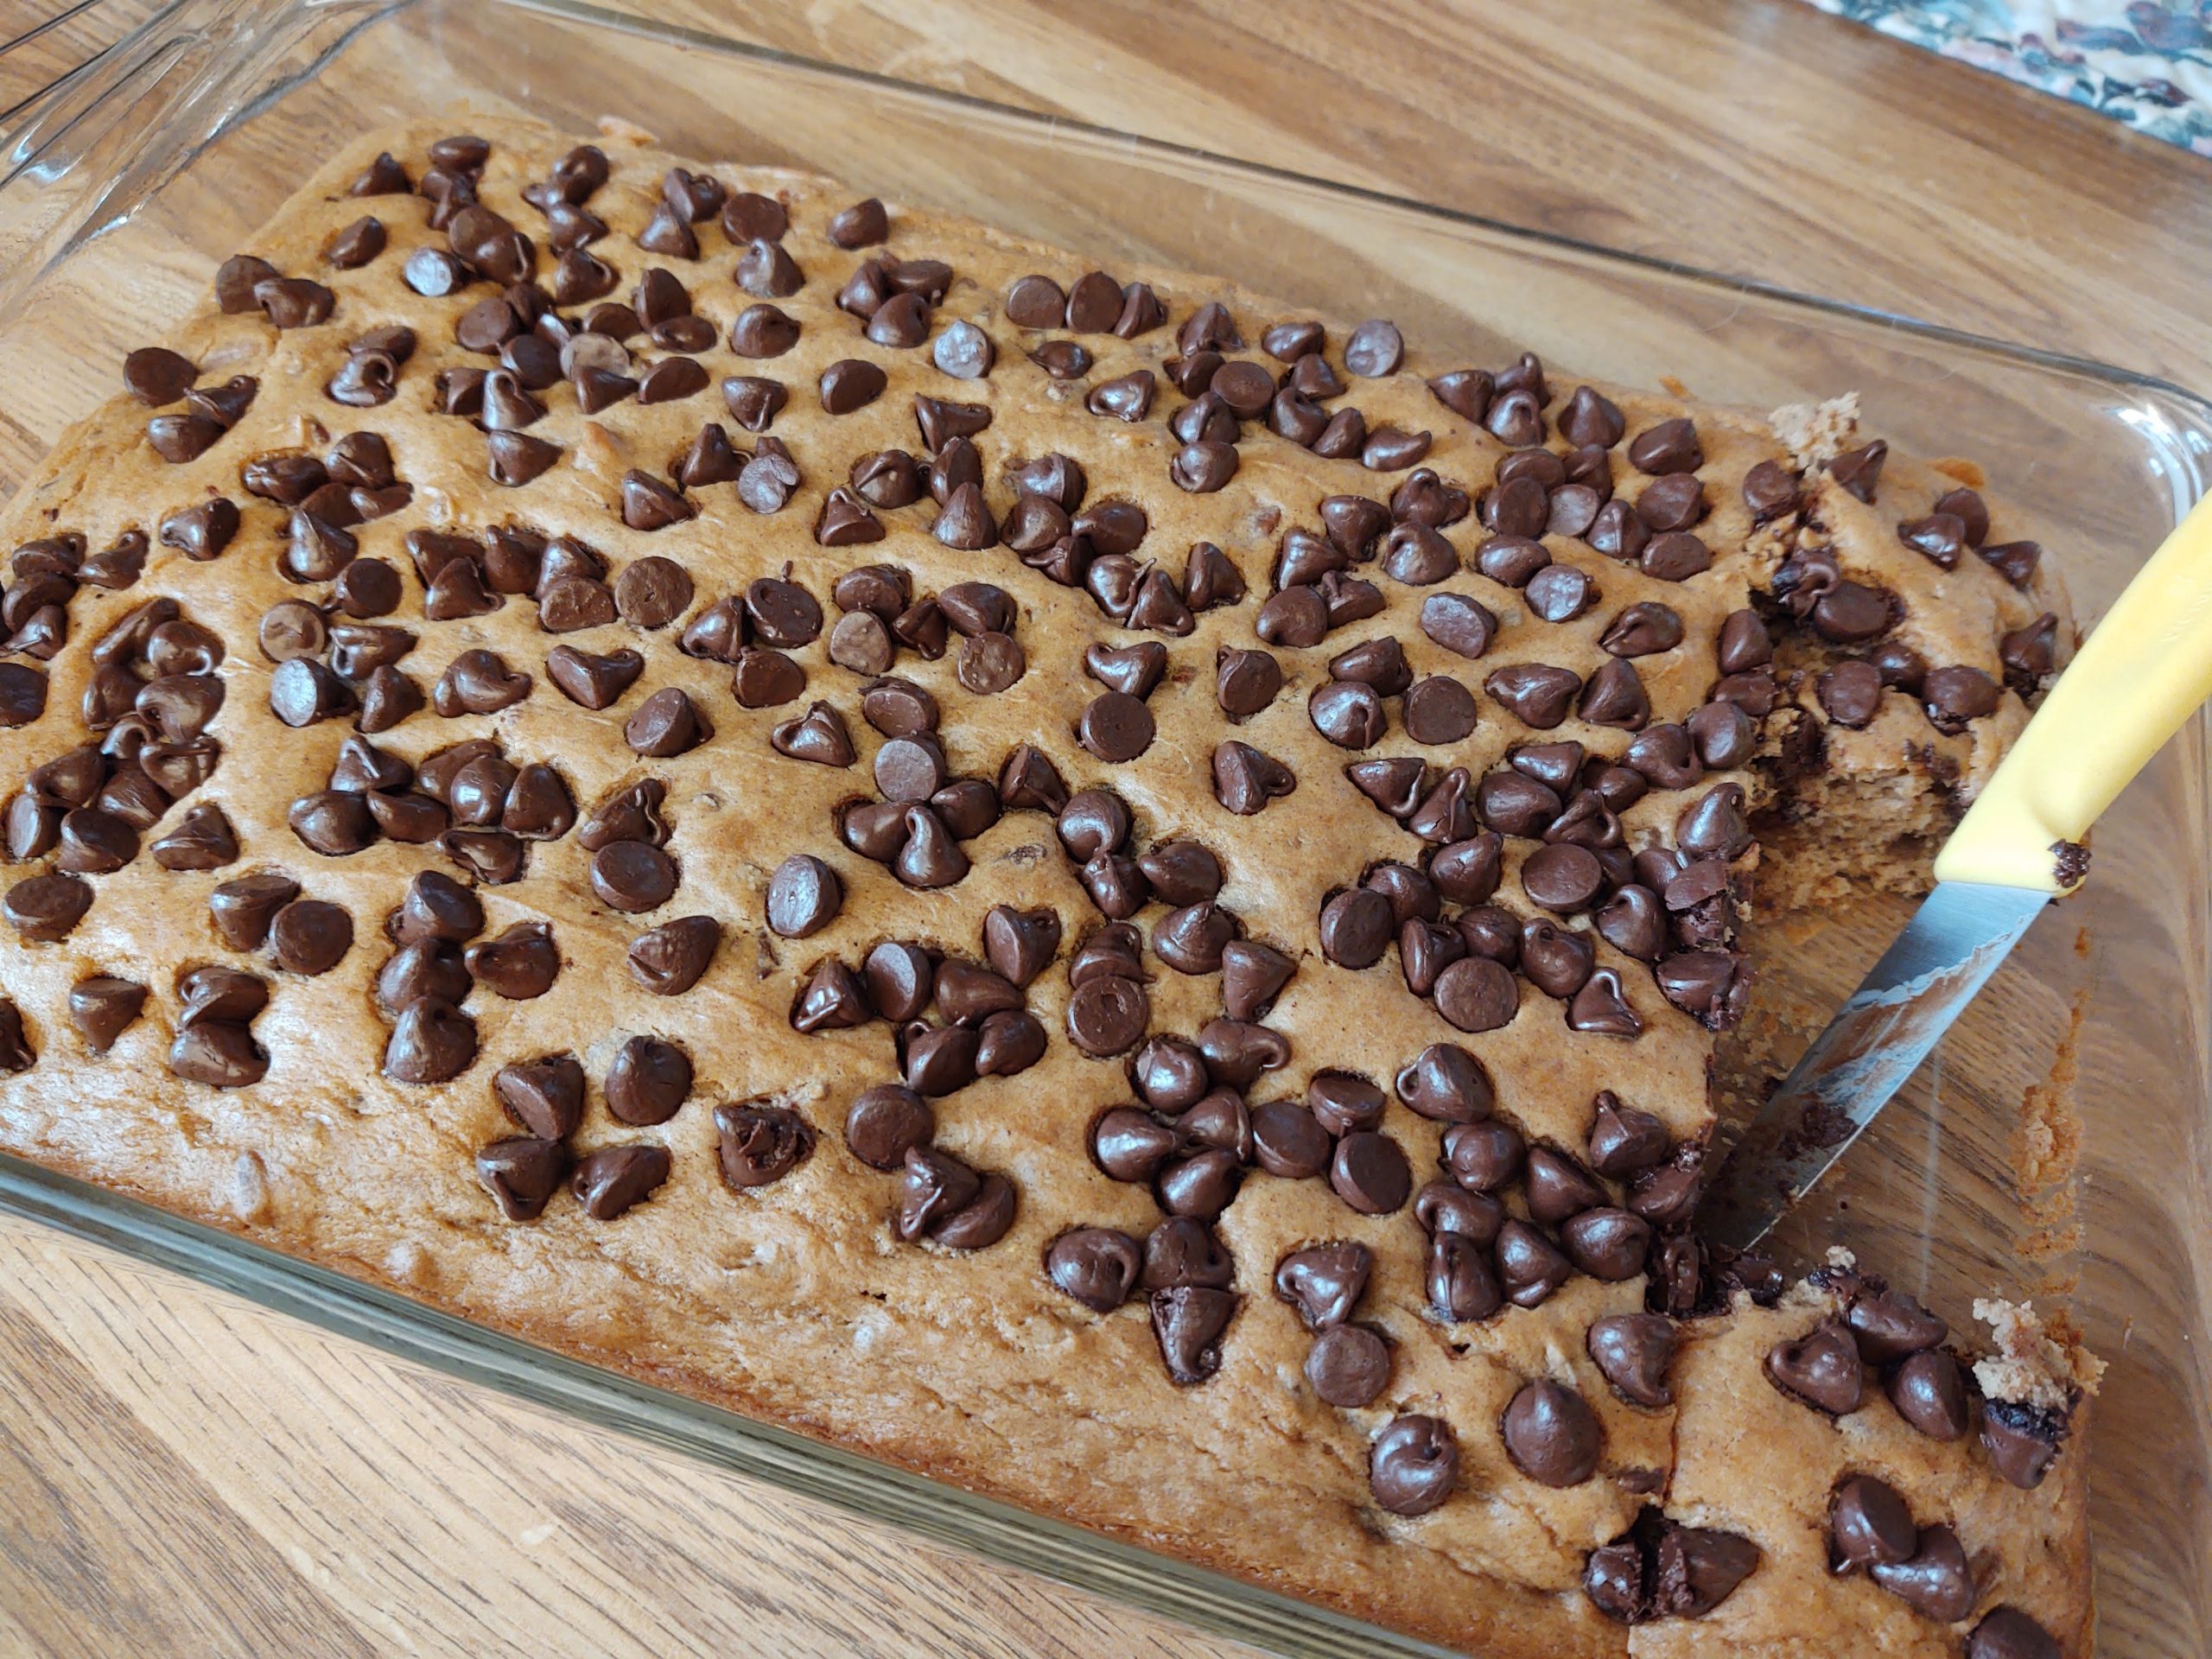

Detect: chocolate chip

[149,804,237,870]
[1674,784,1751,864]
[1766,1318,1864,1414]
[1562,1200,1649,1271]
[1043,1227,1140,1313]
[1635,473,1706,533]
[713,375,785,434]
[867,289,938,350]
[1420,1229,1499,1322]
[1149,1286,1237,1385]
[728,302,800,358]
[61,975,142,1053]
[806,358,885,420]
[1637,531,1711,584]
[922,318,990,380]
[1968,1609,2061,1659]
[1429,955,1515,1032]
[1859,1348,1957,1446]
[448,922,552,1002]
[1370,1415,1457,1516]
[1084,370,1154,423]
[1980,539,2042,588]
[123,345,201,408]
[1484,663,1581,728]
[1004,274,1066,327]
[975,1012,1046,1078]
[1313,887,1389,969]
[1541,385,1617,449]
[1495,1219,1571,1307]
[254,276,335,328]
[429,650,528,719]
[562,1144,669,1221]
[1895,512,1964,570]
[1822,438,1886,502]
[1408,766,1478,843]
[1528,563,1599,625]
[1069,690,1149,764]
[51,806,135,875]
[1605,1524,1760,1620]
[892,1142,987,1237]
[475,1141,566,1221]
[1588,1313,1678,1408]
[1155,1143,1243,1218]
[1829,1473,1917,1574]
[698,1105,812,1201]
[997,743,1068,813]
[1869,1526,1974,1622]
[1401,675,1478,745]
[1923,664,2001,732]
[1520,842,1605,913]
[537,645,638,711]
[626,688,710,758]
[1065,972,1149,1058]
[1981,1401,2063,1488]
[264,898,351,976]
[1330,1130,1410,1215]
[1277,1325,1384,1414]
[1093,1105,1176,1181]
[1620,417,1697,475]
[486,1054,582,1141]
[1425,371,1493,429]
[1499,1380,1601,1488]
[1269,1241,1370,1332]
[3,868,92,941]
[1302,680,1380,752]
[1736,459,1796,523]
[1332,318,1402,379]
[1999,613,2059,691]
[629,914,720,995]
[1479,390,1540,447]
[731,238,800,300]
[879,802,962,887]
[1168,438,1238,493]
[8,785,72,862]
[1402,598,1493,671]
[378,991,476,1083]
[757,854,840,939]
[1681,702,1752,773]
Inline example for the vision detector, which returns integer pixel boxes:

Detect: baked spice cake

[0,119,2096,1656]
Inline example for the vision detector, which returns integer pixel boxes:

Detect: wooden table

[2,3,2205,1654]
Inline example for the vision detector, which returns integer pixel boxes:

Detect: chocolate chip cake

[0,118,2096,1656]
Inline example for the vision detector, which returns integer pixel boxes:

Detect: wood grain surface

[1,3,2206,1656]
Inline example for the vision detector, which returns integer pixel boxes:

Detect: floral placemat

[1805,1,2212,151]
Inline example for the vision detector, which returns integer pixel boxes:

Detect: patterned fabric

[1802,0,2212,152]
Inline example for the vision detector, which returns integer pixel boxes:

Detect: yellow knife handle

[1936,489,2212,894]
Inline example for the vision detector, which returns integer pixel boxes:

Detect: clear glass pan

[2,3,2207,1652]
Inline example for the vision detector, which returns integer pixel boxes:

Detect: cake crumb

[1973,1298,2106,1408]
[228,1150,270,1224]
[595,114,658,145]
[1769,392,1860,468]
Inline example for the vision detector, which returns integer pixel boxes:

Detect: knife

[1698,488,2212,1253]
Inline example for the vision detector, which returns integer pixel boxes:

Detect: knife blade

[1696,880,2048,1254]
[1696,481,2212,1252]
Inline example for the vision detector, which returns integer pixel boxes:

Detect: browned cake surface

[0,118,2092,1656]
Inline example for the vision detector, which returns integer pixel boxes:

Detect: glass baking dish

[2,2,2208,1652]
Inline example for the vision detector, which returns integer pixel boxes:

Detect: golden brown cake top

[0,118,2084,1656]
